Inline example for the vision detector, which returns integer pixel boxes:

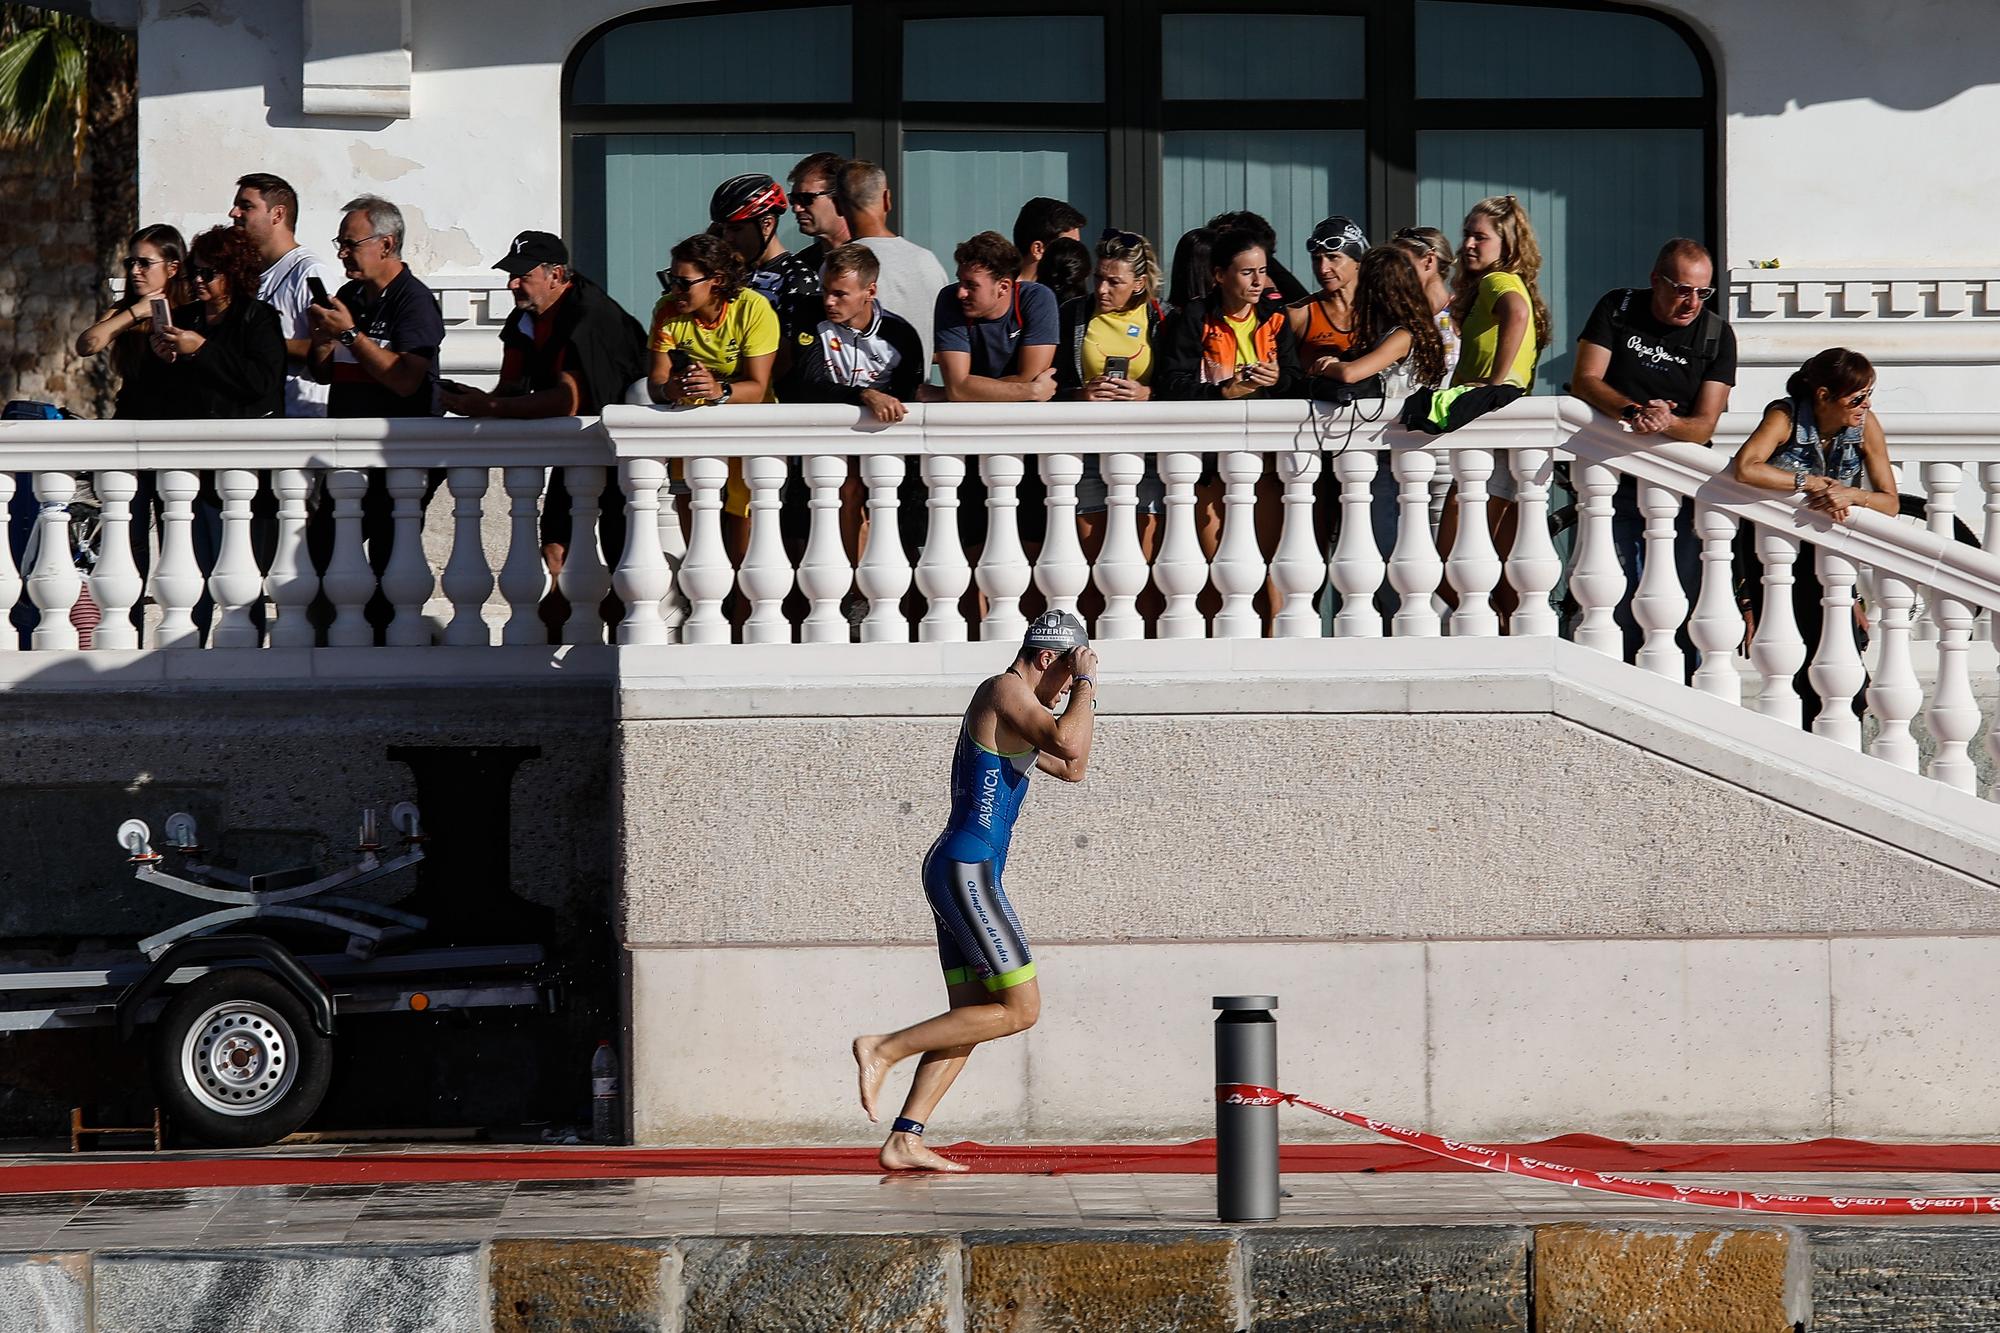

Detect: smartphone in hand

[150,297,174,331]
[306,275,331,306]
[1102,355,1129,380]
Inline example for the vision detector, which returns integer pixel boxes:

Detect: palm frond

[0,17,91,166]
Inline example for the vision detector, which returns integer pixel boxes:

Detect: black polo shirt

[1579,287,1738,418]
[328,266,445,417]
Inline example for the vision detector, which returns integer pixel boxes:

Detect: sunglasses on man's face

[657,271,711,294]
[1655,275,1716,301]
[791,189,831,207]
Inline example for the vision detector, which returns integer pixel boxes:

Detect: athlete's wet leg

[852,978,1041,1127]
[877,980,986,1172]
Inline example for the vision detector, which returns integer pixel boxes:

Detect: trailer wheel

[151,968,332,1148]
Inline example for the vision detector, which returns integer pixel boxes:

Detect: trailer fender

[116,935,336,1042]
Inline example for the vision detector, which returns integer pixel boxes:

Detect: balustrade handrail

[0,415,606,469]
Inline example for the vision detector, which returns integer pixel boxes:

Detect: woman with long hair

[77,224,194,419]
[1389,225,1458,378]
[1449,194,1548,396]
[1306,246,1448,394]
[1164,227,1216,317]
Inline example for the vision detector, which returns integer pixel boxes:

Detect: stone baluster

[1153,451,1206,638]
[556,465,611,646]
[1388,447,1441,637]
[1632,481,1691,676]
[659,481,689,643]
[737,455,792,645]
[498,466,550,646]
[612,459,671,647]
[1688,503,1743,703]
[976,453,1030,642]
[1864,569,1921,771]
[1750,527,1805,726]
[1093,452,1148,640]
[26,472,81,649]
[856,452,910,643]
[1506,448,1561,637]
[797,455,851,644]
[150,469,203,648]
[1271,449,1324,639]
[441,467,494,647]
[1444,448,1500,637]
[1212,450,1266,638]
[203,469,263,648]
[320,469,375,647]
[678,456,734,645]
[1914,462,1965,643]
[378,467,436,647]
[1925,590,1980,793]
[1567,458,1622,655]
[0,474,17,649]
[86,470,141,650]
[1329,449,1384,638]
[917,454,971,642]
[265,469,316,648]
[1034,452,1089,618]
[1806,549,1864,747]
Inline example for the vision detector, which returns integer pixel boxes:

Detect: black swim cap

[1022,609,1089,654]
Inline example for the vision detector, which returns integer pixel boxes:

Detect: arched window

[566,1,1712,390]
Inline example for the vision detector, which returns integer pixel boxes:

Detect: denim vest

[1768,395,1865,486]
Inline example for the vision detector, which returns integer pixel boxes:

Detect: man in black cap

[442,230,649,616]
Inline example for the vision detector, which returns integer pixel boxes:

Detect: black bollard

[1214,994,1279,1222]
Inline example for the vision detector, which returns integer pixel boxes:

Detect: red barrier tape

[1218,1084,2000,1217]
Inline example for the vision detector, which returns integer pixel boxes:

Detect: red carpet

[6,1135,2000,1195]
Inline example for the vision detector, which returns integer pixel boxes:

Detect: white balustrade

[1211,451,1266,639]
[499,466,550,646]
[1806,549,1864,747]
[1632,481,1690,676]
[382,468,436,647]
[0,474,16,650]
[1270,450,1324,639]
[1034,453,1089,619]
[322,469,375,648]
[1092,452,1149,640]
[1329,450,1384,638]
[89,470,141,650]
[916,454,970,643]
[1865,569,1921,770]
[737,455,792,645]
[150,469,202,649]
[855,452,910,643]
[557,465,611,646]
[1750,528,1805,727]
[442,467,495,647]
[678,456,733,645]
[26,472,80,650]
[797,454,850,644]
[266,469,316,648]
[1387,447,1441,637]
[1444,449,1500,637]
[202,469,262,648]
[612,459,670,647]
[1925,590,1981,793]
[1506,449,1561,638]
[1568,459,1622,655]
[657,475,689,643]
[1152,451,1207,639]
[1688,503,1742,702]
[1988,459,2000,795]
[975,453,1030,642]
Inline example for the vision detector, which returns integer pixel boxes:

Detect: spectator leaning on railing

[230,172,342,418]
[1388,225,1459,378]
[788,241,924,423]
[1155,228,1299,402]
[933,231,1059,403]
[1290,215,1366,375]
[307,195,442,417]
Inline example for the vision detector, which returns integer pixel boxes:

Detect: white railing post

[1506,448,1560,637]
[1153,451,1207,639]
[1211,450,1266,638]
[1806,549,1864,748]
[678,456,733,645]
[1632,481,1690,676]
[1329,449,1384,638]
[613,459,671,647]
[1445,448,1500,637]
[1689,502,1742,703]
[323,468,375,647]
[856,452,910,643]
[737,455,792,645]
[1035,452,1089,619]
[1271,449,1324,639]
[1926,590,1980,793]
[1750,527,1804,726]
[88,469,141,650]
[658,474,689,644]
[151,469,202,649]
[1388,446,1441,637]
[1985,460,2000,653]
[0,474,16,650]
[381,467,436,647]
[1865,569,1921,771]
[1568,458,1621,655]
[204,468,263,648]
[266,469,316,648]
[917,454,971,643]
[557,465,611,646]
[499,466,551,646]
[26,472,81,650]
[798,454,851,644]
[1093,452,1149,640]
[441,466,495,647]
[976,453,1030,642]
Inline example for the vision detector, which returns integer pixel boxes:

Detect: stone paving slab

[1245,1225,1530,1332]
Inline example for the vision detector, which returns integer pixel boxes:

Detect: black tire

[150,968,332,1148]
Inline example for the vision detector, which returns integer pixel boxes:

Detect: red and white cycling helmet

[709,173,789,224]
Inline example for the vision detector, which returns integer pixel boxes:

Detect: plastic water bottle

[590,1040,620,1144]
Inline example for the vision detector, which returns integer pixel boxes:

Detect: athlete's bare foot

[852,1035,892,1122]
[880,1131,969,1173]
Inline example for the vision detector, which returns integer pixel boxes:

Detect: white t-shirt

[854,234,950,372]
[257,245,344,417]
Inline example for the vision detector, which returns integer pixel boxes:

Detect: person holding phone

[76,224,193,421]
[1154,228,1300,402]
[147,225,284,419]
[230,172,342,417]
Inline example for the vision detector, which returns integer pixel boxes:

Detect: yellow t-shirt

[1224,311,1261,368]
[1080,308,1153,384]
[649,289,780,518]
[1452,270,1539,390]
